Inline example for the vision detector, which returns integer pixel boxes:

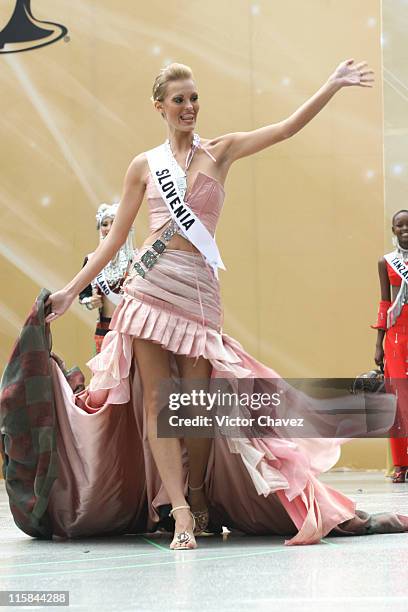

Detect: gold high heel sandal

[169,505,197,550]
[188,482,209,535]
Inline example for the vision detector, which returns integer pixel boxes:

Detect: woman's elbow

[108,229,129,252]
[282,123,296,140]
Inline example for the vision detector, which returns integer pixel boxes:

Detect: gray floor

[1,472,408,612]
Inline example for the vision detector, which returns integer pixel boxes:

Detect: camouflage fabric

[0,289,84,539]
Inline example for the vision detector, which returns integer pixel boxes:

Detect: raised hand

[329,58,374,88]
[45,289,75,324]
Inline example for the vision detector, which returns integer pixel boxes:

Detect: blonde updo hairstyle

[151,63,194,106]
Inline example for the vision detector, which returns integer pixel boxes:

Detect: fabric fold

[1,253,405,544]
[54,250,396,543]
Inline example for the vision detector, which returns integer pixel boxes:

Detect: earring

[392,235,398,247]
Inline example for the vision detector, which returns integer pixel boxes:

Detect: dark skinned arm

[374,257,391,367]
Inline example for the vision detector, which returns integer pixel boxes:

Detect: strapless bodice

[146,171,225,235]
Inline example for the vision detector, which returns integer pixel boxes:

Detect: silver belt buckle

[141,250,158,269]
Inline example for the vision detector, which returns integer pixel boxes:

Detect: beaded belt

[123,220,179,288]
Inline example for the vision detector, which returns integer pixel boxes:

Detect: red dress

[384,261,408,465]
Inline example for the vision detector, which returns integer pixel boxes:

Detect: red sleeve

[371,300,391,330]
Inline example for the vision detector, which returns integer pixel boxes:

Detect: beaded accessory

[123,220,179,287]
[164,133,201,202]
[92,248,132,292]
[92,202,135,294]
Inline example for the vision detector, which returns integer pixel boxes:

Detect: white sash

[384,251,408,284]
[384,251,408,328]
[95,269,121,306]
[145,143,225,277]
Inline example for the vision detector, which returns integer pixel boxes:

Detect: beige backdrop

[0,1,386,469]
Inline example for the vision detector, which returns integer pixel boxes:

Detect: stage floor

[1,471,408,612]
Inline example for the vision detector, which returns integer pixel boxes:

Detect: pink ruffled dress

[45,169,408,543]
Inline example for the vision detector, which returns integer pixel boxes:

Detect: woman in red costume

[37,60,408,550]
[374,209,408,482]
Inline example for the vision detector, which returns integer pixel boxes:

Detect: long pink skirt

[46,249,405,544]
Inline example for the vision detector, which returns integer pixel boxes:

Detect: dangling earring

[392,235,398,248]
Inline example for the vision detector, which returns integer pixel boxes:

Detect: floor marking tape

[1,546,291,579]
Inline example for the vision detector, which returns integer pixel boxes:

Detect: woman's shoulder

[126,152,150,187]
[378,256,389,274]
[128,151,149,171]
[379,252,399,267]
[199,134,235,165]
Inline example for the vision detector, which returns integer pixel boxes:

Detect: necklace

[164,133,200,201]
[397,242,408,261]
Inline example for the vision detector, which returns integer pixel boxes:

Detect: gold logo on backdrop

[0,0,68,54]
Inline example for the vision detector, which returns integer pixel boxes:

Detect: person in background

[45,61,408,551]
[79,203,136,353]
[374,209,408,482]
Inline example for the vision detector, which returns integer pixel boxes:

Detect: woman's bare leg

[133,337,196,549]
[175,354,212,523]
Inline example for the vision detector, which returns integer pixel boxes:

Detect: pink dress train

[41,171,408,544]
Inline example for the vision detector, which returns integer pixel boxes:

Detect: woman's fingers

[43,289,73,324]
[89,299,102,310]
[45,295,61,323]
[332,59,374,88]
[354,60,368,70]
[45,312,59,324]
[45,296,54,323]
[347,63,375,87]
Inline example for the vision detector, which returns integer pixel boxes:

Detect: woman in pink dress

[43,61,408,550]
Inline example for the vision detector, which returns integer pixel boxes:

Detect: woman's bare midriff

[141,225,200,254]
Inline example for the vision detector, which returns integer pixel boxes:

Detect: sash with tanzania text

[384,251,408,285]
[384,251,408,328]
